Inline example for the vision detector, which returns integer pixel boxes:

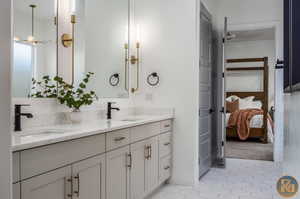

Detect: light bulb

[136,24,140,43]
[124,26,128,44]
[27,36,35,42]
[70,0,76,14]
[14,37,20,41]
[54,0,57,15]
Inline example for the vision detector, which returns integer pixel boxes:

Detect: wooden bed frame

[226,57,269,143]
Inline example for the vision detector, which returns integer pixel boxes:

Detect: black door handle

[275,59,284,69]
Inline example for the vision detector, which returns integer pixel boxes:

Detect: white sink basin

[120,118,144,122]
[20,129,67,139]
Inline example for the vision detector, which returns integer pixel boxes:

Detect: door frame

[223,21,284,162]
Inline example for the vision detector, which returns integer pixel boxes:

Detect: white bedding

[226,113,274,143]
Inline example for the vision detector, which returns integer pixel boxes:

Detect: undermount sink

[120,118,144,122]
[20,129,67,139]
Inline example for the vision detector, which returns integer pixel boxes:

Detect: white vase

[67,109,83,124]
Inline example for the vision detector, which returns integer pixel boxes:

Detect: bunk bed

[225,57,271,143]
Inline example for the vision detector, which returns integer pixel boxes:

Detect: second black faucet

[107,102,120,120]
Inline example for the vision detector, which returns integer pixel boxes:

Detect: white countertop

[12,114,173,152]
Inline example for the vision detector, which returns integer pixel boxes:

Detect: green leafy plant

[55,72,98,111]
[30,72,98,111]
[30,76,58,98]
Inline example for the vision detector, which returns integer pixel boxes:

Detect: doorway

[224,28,277,161]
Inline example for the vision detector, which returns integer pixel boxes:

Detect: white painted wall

[0,0,12,198]
[131,0,218,185]
[226,40,276,108]
[216,0,284,162]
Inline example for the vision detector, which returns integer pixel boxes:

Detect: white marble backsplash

[12,98,174,131]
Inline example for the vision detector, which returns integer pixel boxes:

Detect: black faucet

[107,102,120,120]
[14,104,33,131]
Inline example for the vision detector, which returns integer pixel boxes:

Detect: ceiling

[14,0,55,19]
[228,28,275,42]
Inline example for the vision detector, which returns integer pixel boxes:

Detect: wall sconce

[54,0,58,25]
[131,24,140,93]
[61,0,76,84]
[124,27,129,91]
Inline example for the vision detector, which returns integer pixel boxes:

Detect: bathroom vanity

[12,117,173,199]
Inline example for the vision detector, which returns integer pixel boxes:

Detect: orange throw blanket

[228,109,273,140]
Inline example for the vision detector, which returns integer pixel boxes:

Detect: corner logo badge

[277,176,298,198]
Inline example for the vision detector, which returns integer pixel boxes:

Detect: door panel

[72,154,105,199]
[21,166,72,199]
[145,136,159,194]
[130,140,147,199]
[199,5,212,178]
[106,146,130,199]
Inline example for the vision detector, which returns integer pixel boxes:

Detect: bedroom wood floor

[225,139,273,161]
[149,159,282,199]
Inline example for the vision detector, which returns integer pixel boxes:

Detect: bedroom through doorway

[224,28,276,161]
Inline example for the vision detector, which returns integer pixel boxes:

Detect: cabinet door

[21,166,72,199]
[130,140,147,199]
[106,146,130,199]
[13,183,20,199]
[72,154,105,199]
[145,136,159,194]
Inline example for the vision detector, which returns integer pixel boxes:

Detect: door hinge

[222,37,225,43]
[222,141,224,146]
[220,107,225,113]
[222,72,225,78]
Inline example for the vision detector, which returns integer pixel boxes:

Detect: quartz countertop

[12,114,174,152]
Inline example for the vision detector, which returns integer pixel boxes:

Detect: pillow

[226,95,240,102]
[239,97,262,110]
[243,96,255,101]
[239,97,254,109]
[226,99,239,113]
[251,100,263,109]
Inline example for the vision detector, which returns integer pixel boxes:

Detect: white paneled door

[199,4,212,178]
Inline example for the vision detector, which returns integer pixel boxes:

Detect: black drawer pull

[164,166,170,170]
[164,142,171,146]
[114,137,126,142]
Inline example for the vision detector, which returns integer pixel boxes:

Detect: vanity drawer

[130,122,160,143]
[159,155,171,183]
[20,133,105,180]
[160,120,172,133]
[159,132,172,158]
[106,129,130,151]
[13,152,20,183]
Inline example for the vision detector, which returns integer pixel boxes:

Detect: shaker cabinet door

[145,136,159,194]
[21,166,72,199]
[106,146,130,199]
[130,140,147,199]
[72,154,106,199]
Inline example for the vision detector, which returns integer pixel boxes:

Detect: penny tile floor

[149,159,283,199]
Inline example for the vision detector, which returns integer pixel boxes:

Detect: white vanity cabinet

[13,119,173,199]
